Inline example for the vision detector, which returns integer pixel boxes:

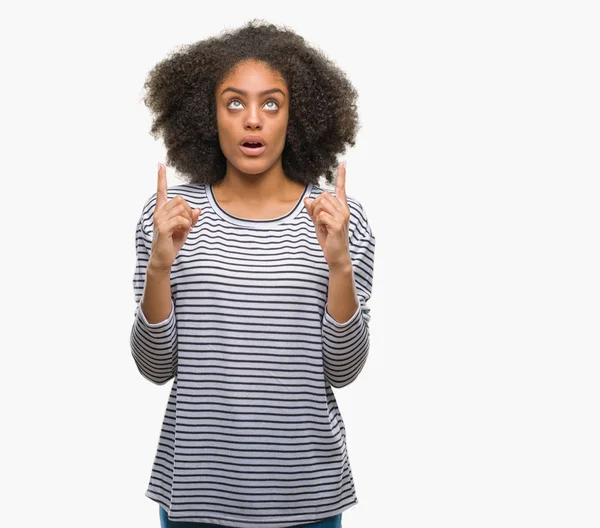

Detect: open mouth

[240,143,266,156]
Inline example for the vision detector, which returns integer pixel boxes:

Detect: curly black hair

[141,19,360,187]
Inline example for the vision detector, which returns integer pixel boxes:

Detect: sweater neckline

[206,182,312,227]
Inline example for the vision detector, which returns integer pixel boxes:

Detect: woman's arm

[321,201,376,388]
[325,261,359,325]
[141,265,173,324]
[130,198,178,385]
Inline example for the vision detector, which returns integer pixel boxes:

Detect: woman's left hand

[304,162,352,269]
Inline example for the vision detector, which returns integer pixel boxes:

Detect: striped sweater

[130,182,376,528]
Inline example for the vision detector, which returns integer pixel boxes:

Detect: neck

[216,160,302,203]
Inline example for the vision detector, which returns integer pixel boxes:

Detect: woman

[131,19,376,528]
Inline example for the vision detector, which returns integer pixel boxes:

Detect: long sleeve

[130,197,178,385]
[322,200,376,388]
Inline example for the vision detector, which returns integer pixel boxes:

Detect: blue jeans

[159,506,342,528]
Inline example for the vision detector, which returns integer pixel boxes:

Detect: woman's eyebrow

[220,87,286,97]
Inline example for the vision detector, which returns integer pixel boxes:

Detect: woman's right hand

[149,162,201,272]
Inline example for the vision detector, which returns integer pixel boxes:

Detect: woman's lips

[240,144,266,157]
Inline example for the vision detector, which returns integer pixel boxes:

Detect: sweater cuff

[323,302,361,328]
[135,299,175,329]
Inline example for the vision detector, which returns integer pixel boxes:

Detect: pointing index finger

[336,161,347,205]
[156,162,168,210]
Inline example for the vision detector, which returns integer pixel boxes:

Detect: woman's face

[215,60,289,176]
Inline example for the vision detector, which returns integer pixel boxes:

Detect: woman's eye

[228,99,243,109]
[264,100,279,110]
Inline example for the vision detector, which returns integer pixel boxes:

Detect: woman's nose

[244,106,262,129]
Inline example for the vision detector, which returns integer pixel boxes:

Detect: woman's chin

[234,158,276,176]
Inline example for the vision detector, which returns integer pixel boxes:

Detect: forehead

[217,60,287,92]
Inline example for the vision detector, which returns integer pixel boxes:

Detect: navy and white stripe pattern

[130,182,375,528]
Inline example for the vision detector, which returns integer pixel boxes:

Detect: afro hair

[141,19,360,187]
